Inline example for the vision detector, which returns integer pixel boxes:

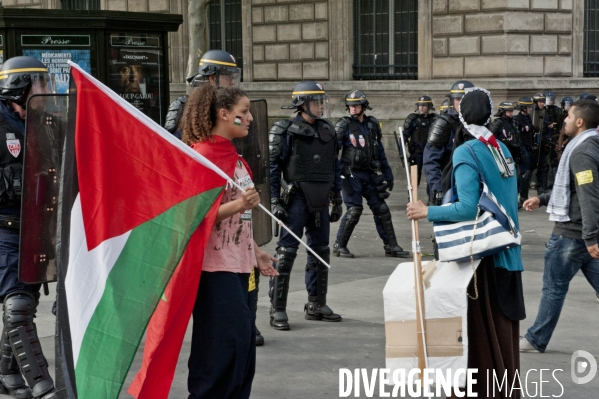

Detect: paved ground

[24,181,599,399]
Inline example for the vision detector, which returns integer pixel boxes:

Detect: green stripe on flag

[74,187,222,398]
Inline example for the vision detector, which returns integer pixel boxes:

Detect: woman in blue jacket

[407,87,525,398]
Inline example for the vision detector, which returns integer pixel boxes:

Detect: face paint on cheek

[234,117,243,126]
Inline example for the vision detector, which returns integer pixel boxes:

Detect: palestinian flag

[56,62,238,398]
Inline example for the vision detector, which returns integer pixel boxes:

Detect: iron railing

[353,0,418,80]
[584,0,599,76]
[208,0,243,81]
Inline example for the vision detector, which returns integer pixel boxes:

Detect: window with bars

[353,0,418,80]
[208,0,243,81]
[584,0,599,76]
[62,0,99,10]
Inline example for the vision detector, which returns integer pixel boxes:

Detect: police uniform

[541,92,565,188]
[423,80,474,205]
[0,56,56,399]
[268,81,342,330]
[402,96,437,187]
[489,102,524,202]
[332,90,409,259]
[530,93,548,194]
[514,97,535,204]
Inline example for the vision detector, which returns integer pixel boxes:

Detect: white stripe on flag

[65,195,130,367]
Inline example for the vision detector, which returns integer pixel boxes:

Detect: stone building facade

[4,0,599,165]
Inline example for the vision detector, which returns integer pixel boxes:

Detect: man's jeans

[525,234,599,352]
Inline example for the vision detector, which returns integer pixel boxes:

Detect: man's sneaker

[519,336,540,353]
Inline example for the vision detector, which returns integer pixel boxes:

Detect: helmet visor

[189,67,241,88]
[563,101,572,111]
[303,94,330,120]
[546,97,555,106]
[0,71,53,102]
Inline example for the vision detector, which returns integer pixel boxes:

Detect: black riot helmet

[186,49,241,88]
[544,91,556,106]
[579,93,597,101]
[415,95,433,114]
[448,80,474,100]
[561,96,574,111]
[517,96,534,113]
[283,80,330,120]
[439,99,449,113]
[495,101,515,117]
[0,56,53,108]
[344,90,372,111]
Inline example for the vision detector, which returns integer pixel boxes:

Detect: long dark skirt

[451,257,523,399]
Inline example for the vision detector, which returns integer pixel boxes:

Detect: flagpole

[399,128,430,382]
[226,181,331,269]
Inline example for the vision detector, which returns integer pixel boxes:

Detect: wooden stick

[398,128,430,382]
[411,165,427,373]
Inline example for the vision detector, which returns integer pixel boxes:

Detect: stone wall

[430,0,573,78]
[249,0,330,81]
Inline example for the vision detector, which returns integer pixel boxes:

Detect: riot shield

[19,94,68,284]
[232,99,272,246]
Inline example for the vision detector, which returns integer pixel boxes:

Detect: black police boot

[332,241,354,258]
[255,327,264,346]
[304,246,342,322]
[384,244,411,258]
[269,247,297,331]
[253,272,264,346]
[3,293,55,399]
[332,206,362,258]
[0,325,32,399]
[376,204,410,258]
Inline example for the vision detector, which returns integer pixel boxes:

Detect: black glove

[386,180,394,191]
[433,191,443,206]
[271,198,288,220]
[329,192,343,223]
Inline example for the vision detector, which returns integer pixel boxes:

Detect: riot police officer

[402,96,437,186]
[490,101,523,200]
[268,81,343,330]
[529,93,548,193]
[164,49,240,139]
[489,101,521,151]
[439,99,449,114]
[542,92,565,187]
[332,90,409,259]
[579,93,597,101]
[556,96,574,160]
[514,96,535,207]
[0,56,56,398]
[423,80,474,205]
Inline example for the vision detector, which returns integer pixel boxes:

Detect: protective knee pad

[346,206,363,223]
[3,293,54,398]
[372,203,390,217]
